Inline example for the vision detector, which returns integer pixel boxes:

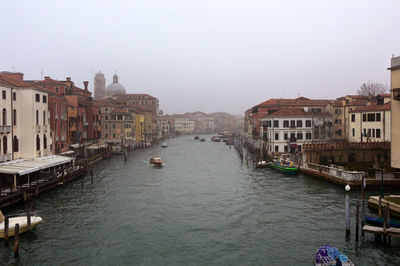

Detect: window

[297,133,303,140]
[298,145,302,152]
[13,109,16,126]
[335,109,341,114]
[314,129,319,139]
[335,119,341,124]
[105,133,108,138]
[376,113,381,122]
[284,146,288,152]
[352,128,355,137]
[1,90,6,100]
[43,111,46,125]
[43,95,47,103]
[306,133,312,139]
[376,129,381,138]
[55,87,59,93]
[275,146,279,152]
[368,128,371,137]
[13,92,16,101]
[275,133,279,140]
[3,136,7,154]
[283,120,289,128]
[306,120,311,127]
[2,108,6,126]
[372,129,375,138]
[105,124,108,130]
[297,120,302,128]
[351,114,355,122]
[362,114,366,122]
[363,128,367,137]
[36,110,39,125]
[112,124,115,129]
[117,115,123,120]
[273,120,279,128]
[336,129,342,136]
[35,94,40,102]
[111,115,116,120]
[367,113,375,122]
[113,133,116,138]
[284,133,288,140]
[44,134,47,149]
[13,136,18,152]
[290,120,295,128]
[36,135,40,150]
[290,133,295,140]
[105,115,108,120]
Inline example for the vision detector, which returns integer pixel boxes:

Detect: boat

[255,161,271,168]
[149,157,163,167]
[194,136,199,140]
[225,140,233,145]
[314,245,354,266]
[161,143,167,148]
[200,138,206,142]
[0,210,43,238]
[365,216,400,228]
[211,136,222,142]
[269,154,298,174]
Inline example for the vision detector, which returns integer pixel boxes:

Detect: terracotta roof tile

[349,102,391,113]
[262,108,332,118]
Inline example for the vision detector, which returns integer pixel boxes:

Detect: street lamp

[345,184,351,237]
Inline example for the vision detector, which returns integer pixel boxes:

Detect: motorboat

[314,245,354,266]
[194,136,199,140]
[149,157,163,167]
[211,136,222,142]
[0,210,43,238]
[161,143,167,148]
[200,138,206,142]
[269,154,298,174]
[255,161,271,168]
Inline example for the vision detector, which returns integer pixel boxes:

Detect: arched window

[2,108,6,126]
[13,109,16,126]
[36,135,40,151]
[13,136,18,152]
[43,111,46,125]
[3,136,7,154]
[43,134,47,149]
[36,110,39,125]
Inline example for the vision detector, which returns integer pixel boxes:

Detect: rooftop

[0,155,73,175]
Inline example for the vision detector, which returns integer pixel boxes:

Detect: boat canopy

[0,155,73,176]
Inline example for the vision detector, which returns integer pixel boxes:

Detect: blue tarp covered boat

[314,245,354,266]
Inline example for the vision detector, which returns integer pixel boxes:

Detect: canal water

[2,135,400,265]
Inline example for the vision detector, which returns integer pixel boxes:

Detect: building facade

[390,56,400,168]
[348,103,391,142]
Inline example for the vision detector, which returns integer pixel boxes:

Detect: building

[0,72,52,160]
[174,118,195,134]
[390,55,400,168]
[348,102,391,142]
[106,74,126,97]
[94,71,106,99]
[101,107,134,141]
[260,108,333,154]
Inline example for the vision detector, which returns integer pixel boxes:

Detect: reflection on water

[1,135,400,265]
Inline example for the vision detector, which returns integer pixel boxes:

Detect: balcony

[0,125,11,134]
[0,153,12,162]
[83,121,89,126]
[394,88,400,101]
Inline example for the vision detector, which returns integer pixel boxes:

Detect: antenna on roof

[41,69,44,79]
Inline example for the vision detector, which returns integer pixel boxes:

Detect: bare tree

[357,81,388,97]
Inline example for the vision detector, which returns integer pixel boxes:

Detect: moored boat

[194,136,199,140]
[161,143,167,148]
[211,136,221,142]
[255,161,271,168]
[200,138,206,142]
[365,216,400,228]
[269,154,298,174]
[314,245,354,266]
[149,157,163,167]
[0,211,43,238]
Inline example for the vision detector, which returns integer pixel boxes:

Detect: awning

[0,155,73,175]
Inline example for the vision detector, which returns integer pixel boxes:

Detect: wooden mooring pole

[14,223,19,258]
[355,202,360,242]
[4,216,9,247]
[345,185,350,238]
[27,209,31,232]
[81,171,84,189]
[91,168,94,185]
[361,174,365,236]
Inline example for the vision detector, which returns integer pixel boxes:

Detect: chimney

[83,81,89,91]
[66,77,71,82]
[44,76,50,80]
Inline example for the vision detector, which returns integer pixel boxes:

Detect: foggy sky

[1,0,399,115]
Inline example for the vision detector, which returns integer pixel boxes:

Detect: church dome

[106,74,126,96]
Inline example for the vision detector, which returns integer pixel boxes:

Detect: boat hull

[0,216,42,238]
[269,162,298,174]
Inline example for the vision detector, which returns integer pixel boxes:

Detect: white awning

[0,155,73,175]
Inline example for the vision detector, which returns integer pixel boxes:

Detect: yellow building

[135,113,145,142]
[390,56,400,168]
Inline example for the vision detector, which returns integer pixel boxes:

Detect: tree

[357,81,388,97]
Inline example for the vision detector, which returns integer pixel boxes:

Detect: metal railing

[0,153,12,162]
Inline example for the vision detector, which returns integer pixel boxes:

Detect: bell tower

[94,71,106,99]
